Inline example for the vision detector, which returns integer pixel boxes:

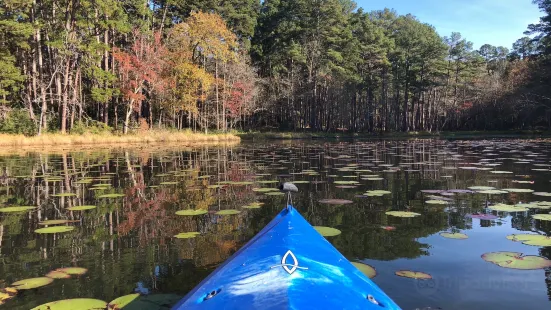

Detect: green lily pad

[440,232,468,239]
[174,232,200,239]
[0,206,36,213]
[45,271,71,279]
[533,214,551,221]
[67,205,96,211]
[242,202,264,209]
[252,188,279,192]
[175,209,208,216]
[506,234,551,246]
[97,194,125,198]
[426,200,449,205]
[314,226,342,237]
[108,294,140,309]
[265,192,285,196]
[334,181,359,185]
[533,192,551,197]
[351,262,377,279]
[111,294,181,310]
[11,277,53,290]
[56,267,87,275]
[292,180,310,184]
[160,182,178,185]
[477,190,508,194]
[39,220,76,225]
[30,298,107,310]
[365,190,391,197]
[215,210,241,215]
[490,171,513,174]
[385,211,421,218]
[395,270,432,279]
[468,186,495,190]
[35,226,75,234]
[504,188,534,193]
[75,179,93,184]
[482,251,551,269]
[319,199,353,205]
[488,204,529,212]
[52,193,77,197]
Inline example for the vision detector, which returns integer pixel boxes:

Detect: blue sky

[357,0,543,50]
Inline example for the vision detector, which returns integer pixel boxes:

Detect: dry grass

[0,130,240,147]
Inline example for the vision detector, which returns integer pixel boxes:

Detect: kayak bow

[172,204,402,309]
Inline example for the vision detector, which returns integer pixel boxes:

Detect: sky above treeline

[358,0,543,50]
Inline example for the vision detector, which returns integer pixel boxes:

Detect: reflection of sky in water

[364,216,548,310]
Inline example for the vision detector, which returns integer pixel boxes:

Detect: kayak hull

[172,205,401,310]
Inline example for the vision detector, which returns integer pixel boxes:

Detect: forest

[0,0,550,136]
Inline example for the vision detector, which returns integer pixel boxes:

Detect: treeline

[0,0,550,135]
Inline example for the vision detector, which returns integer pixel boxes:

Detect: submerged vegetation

[1,1,551,137]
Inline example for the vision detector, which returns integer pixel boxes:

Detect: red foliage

[226,80,254,118]
[112,30,171,111]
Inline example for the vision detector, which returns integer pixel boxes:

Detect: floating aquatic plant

[481,251,551,269]
[314,226,341,237]
[506,234,551,246]
[385,211,421,218]
[395,270,432,279]
[351,262,377,279]
[35,226,75,234]
[175,209,208,216]
[11,277,53,290]
[440,232,468,239]
[174,232,200,239]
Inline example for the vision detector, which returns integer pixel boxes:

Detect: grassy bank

[0,130,240,147]
[238,130,551,141]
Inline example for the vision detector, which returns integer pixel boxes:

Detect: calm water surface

[1,139,550,309]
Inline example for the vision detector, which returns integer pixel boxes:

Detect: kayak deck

[172,205,401,309]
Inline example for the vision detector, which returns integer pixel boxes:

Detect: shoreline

[0,131,240,147]
[237,130,551,141]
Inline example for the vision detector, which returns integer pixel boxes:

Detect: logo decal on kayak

[271,250,308,274]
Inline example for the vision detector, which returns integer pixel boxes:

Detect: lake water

[0,139,550,310]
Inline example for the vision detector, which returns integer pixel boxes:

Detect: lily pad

[52,193,77,197]
[440,232,468,239]
[56,267,87,275]
[30,298,107,310]
[468,186,495,191]
[488,204,529,212]
[35,226,75,234]
[45,271,71,279]
[532,214,551,221]
[160,182,178,185]
[318,199,353,205]
[265,192,285,196]
[108,294,140,309]
[533,192,551,197]
[174,232,200,239]
[506,234,551,246]
[385,211,421,218]
[504,188,534,193]
[215,210,241,215]
[426,200,449,205]
[365,190,391,197]
[252,188,279,192]
[351,262,377,279]
[0,206,36,213]
[11,277,53,290]
[314,226,342,237]
[110,294,181,310]
[242,202,264,209]
[39,220,76,225]
[67,205,96,211]
[175,209,208,216]
[477,190,508,194]
[481,251,551,269]
[333,181,359,185]
[395,270,432,279]
[97,193,125,198]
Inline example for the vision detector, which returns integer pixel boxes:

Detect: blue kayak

[172,204,402,309]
